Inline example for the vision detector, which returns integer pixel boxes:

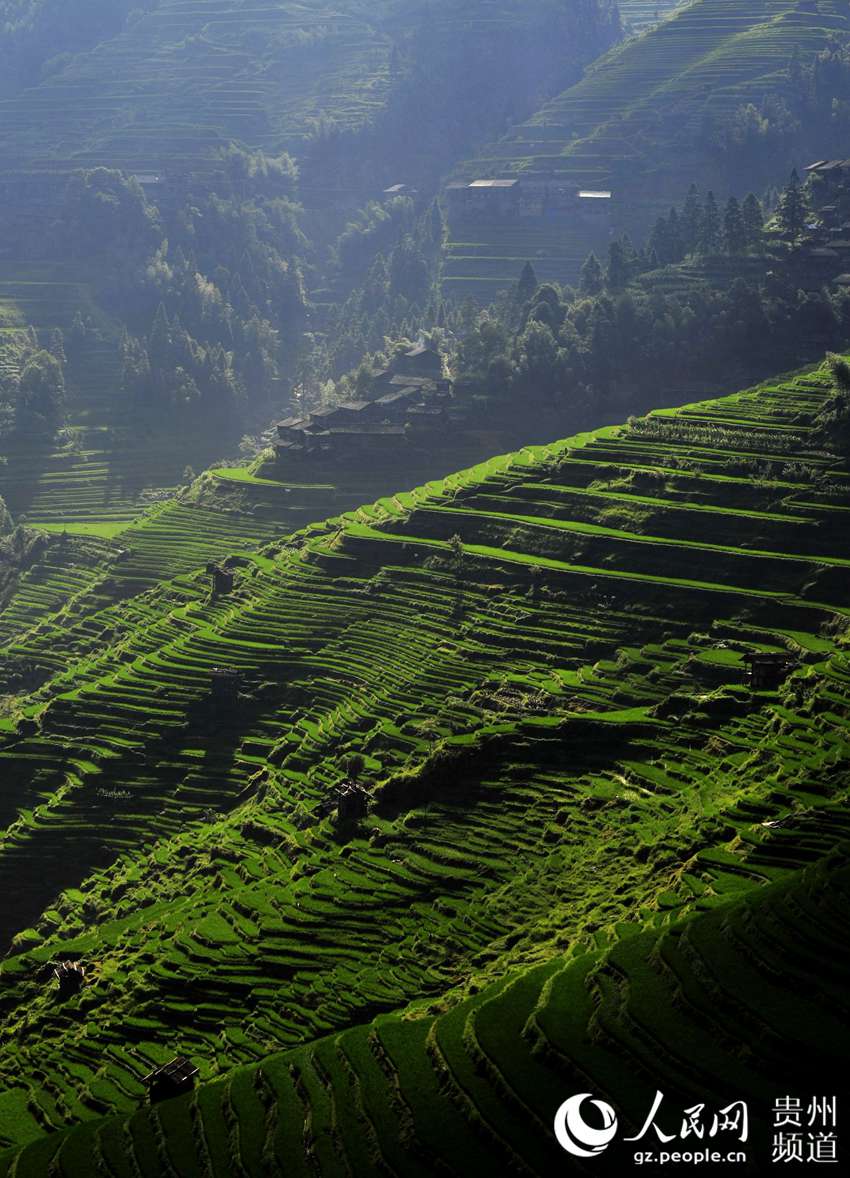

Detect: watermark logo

[554,1090,750,1166]
[772,1095,838,1164]
[554,1090,839,1166]
[553,1093,619,1158]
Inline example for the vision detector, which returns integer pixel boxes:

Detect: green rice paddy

[0,359,847,1170]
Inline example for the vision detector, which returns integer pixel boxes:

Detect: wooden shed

[143,1056,200,1104]
[53,960,85,999]
[744,652,795,690]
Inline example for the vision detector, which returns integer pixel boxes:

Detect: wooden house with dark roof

[744,652,796,691]
[322,424,406,456]
[277,414,308,437]
[374,386,423,414]
[210,667,240,703]
[394,343,443,380]
[143,1056,200,1104]
[53,960,85,998]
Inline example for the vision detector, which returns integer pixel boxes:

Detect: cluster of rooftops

[276,343,452,461]
[805,159,850,176]
[444,176,613,213]
[798,159,850,288]
[382,178,613,223]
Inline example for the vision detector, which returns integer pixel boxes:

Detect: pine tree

[648,217,672,265]
[516,261,539,306]
[149,302,171,366]
[606,240,629,290]
[777,169,808,245]
[681,184,703,256]
[723,196,746,254]
[430,200,445,247]
[667,208,684,262]
[69,311,87,350]
[579,251,604,295]
[48,328,66,367]
[701,191,721,253]
[742,193,765,251]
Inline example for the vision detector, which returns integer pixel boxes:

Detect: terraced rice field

[0,436,518,690]
[0,359,847,1167]
[0,1,399,172]
[4,853,845,1174]
[443,222,601,299]
[444,0,848,293]
[0,0,595,176]
[0,265,92,332]
[0,318,247,534]
[620,0,686,34]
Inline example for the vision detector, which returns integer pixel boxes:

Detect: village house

[744,652,796,691]
[445,174,614,227]
[577,189,613,222]
[143,1057,200,1104]
[446,178,521,220]
[275,343,453,465]
[383,183,416,198]
[805,159,850,182]
[393,342,443,380]
[53,960,85,999]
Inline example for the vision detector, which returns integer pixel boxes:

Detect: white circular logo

[554,1093,619,1158]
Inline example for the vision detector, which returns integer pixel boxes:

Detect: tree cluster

[306,202,447,396]
[0,327,67,438]
[52,160,308,417]
[453,250,850,420]
[646,185,765,266]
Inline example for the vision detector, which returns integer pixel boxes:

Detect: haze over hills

[0,0,622,548]
[444,0,850,292]
[0,0,620,173]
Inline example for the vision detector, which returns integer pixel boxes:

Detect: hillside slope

[3,851,847,1174]
[0,0,398,170]
[0,0,618,174]
[0,359,847,1161]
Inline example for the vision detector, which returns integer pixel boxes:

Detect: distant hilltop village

[275,343,454,464]
[444,176,613,225]
[382,175,614,226]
